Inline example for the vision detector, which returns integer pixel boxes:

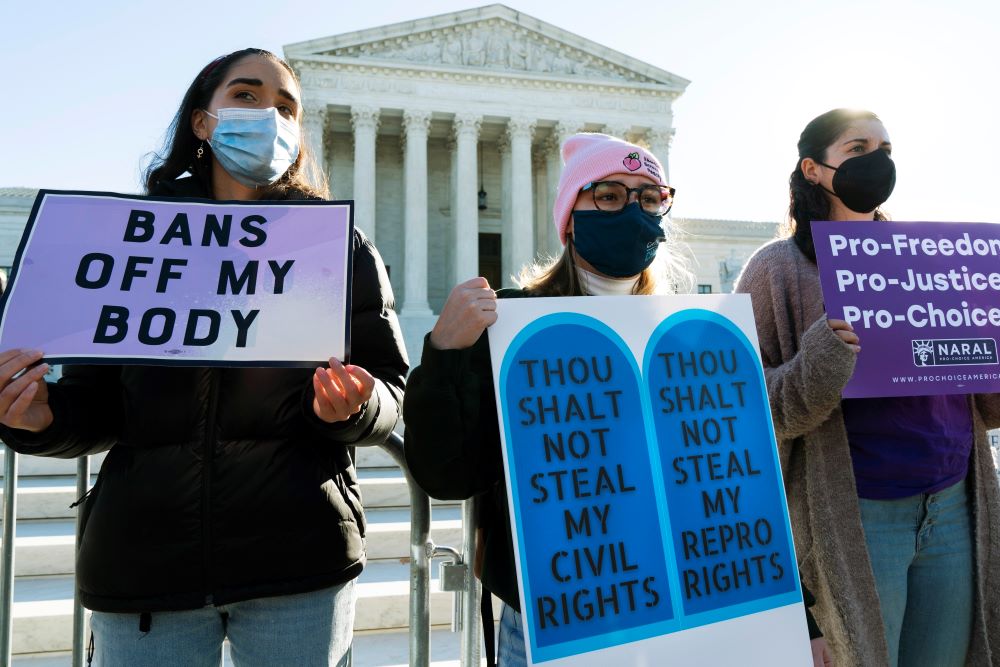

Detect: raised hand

[312,357,375,423]
[429,277,498,350]
[0,349,53,433]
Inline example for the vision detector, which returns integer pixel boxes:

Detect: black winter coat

[0,178,408,612]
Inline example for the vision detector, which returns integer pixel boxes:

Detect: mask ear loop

[565,234,582,296]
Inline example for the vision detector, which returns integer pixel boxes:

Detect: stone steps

[8,558,466,655]
[0,467,450,521]
[3,444,473,660]
[11,626,492,666]
[1,507,463,578]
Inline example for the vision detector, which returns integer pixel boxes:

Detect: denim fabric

[498,603,527,667]
[858,478,972,667]
[89,580,355,667]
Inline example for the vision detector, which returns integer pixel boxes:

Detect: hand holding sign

[429,277,498,350]
[312,358,375,423]
[828,318,861,353]
[0,349,53,433]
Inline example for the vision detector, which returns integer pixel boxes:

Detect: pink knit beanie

[552,133,668,245]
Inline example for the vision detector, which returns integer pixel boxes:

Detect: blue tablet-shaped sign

[500,314,676,661]
[643,310,799,623]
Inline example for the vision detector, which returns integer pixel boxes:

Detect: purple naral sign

[0,191,354,367]
[812,220,1000,398]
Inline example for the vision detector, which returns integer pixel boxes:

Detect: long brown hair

[144,48,328,199]
[787,108,888,261]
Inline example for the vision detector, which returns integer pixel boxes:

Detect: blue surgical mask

[205,107,300,187]
[571,202,665,278]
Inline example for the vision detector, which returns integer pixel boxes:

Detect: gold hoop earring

[196,142,205,160]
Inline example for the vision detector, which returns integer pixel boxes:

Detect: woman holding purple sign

[736,108,1000,666]
[0,49,407,666]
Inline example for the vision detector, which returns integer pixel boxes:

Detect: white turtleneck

[577,267,638,296]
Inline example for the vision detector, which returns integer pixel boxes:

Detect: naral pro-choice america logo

[912,338,999,367]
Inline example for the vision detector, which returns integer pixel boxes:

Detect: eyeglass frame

[580,180,676,215]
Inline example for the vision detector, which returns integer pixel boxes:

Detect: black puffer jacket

[0,177,408,612]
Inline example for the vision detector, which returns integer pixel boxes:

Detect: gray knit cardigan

[736,237,1000,667]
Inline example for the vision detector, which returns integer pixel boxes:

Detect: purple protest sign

[0,191,354,366]
[812,220,1000,398]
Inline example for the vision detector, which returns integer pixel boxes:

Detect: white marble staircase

[1,444,479,665]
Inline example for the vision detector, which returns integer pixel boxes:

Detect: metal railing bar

[1,445,18,665]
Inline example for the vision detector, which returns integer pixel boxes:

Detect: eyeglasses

[581,181,676,216]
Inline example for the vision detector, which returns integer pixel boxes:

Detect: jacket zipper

[203,369,221,605]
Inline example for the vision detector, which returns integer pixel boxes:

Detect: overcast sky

[4,0,998,223]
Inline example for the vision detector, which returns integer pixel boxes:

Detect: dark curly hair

[144,48,327,199]
[788,108,888,262]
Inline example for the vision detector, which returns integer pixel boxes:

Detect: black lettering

[94,305,128,343]
[217,261,259,295]
[202,214,232,246]
[268,259,294,294]
[124,209,155,243]
[160,213,192,246]
[183,310,221,346]
[76,253,114,289]
[231,309,259,348]
[157,258,188,293]
[138,308,175,345]
[239,214,268,247]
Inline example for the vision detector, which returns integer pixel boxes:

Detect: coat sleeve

[302,230,408,446]
[0,364,123,458]
[973,394,1000,429]
[736,251,857,443]
[403,333,504,501]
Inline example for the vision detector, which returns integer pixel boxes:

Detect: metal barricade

[378,431,481,667]
[2,433,482,667]
[1,445,18,666]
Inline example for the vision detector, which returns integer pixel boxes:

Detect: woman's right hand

[0,349,53,432]
[828,319,860,353]
[429,277,498,350]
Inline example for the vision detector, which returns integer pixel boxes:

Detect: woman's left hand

[811,637,833,666]
[312,358,375,423]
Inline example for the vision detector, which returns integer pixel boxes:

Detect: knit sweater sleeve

[736,243,857,442]
[973,393,1000,429]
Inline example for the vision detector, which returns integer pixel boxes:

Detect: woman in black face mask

[736,109,1000,667]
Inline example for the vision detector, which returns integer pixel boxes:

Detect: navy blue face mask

[571,202,666,278]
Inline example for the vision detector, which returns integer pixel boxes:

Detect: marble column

[498,132,512,287]
[401,110,433,317]
[507,117,536,285]
[533,149,548,258]
[452,113,482,283]
[647,127,676,184]
[351,106,380,239]
[545,121,582,251]
[602,123,631,141]
[301,103,329,193]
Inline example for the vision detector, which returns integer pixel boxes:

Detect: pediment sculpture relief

[321,21,659,84]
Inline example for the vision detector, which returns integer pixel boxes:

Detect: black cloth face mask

[571,202,665,278]
[818,148,896,213]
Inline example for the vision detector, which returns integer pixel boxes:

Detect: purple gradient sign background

[813,220,1000,398]
[0,192,352,366]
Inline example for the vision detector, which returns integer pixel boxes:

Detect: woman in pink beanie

[403,132,685,666]
[405,131,829,666]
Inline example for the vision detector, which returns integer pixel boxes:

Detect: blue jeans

[858,478,972,667]
[90,580,355,667]
[498,603,527,667]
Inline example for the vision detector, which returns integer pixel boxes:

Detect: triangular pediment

[285,4,689,90]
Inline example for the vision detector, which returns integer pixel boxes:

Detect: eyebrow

[225,77,299,105]
[842,137,892,148]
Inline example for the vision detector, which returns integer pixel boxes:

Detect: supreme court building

[282,4,778,356]
[0,5,779,362]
